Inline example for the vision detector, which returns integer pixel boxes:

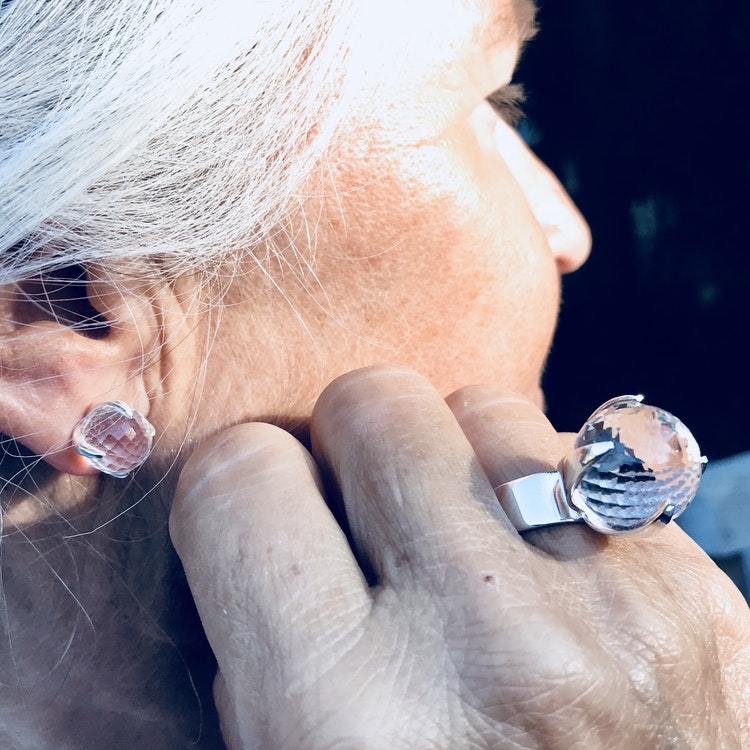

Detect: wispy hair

[0,0,355,284]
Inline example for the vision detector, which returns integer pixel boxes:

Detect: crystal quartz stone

[73,402,155,478]
[564,395,705,534]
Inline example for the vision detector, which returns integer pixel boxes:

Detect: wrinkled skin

[171,366,750,749]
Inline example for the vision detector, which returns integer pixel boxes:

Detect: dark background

[521,1,748,462]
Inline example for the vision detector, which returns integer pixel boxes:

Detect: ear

[0,264,161,475]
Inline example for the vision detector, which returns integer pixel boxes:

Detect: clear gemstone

[568,395,704,533]
[74,402,155,478]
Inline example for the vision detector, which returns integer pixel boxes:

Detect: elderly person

[1,0,747,747]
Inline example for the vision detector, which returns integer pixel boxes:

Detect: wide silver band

[495,472,581,532]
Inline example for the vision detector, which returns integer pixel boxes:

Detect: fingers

[169,422,370,712]
[446,384,606,557]
[310,366,531,591]
[169,372,750,748]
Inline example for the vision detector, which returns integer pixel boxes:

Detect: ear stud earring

[73,401,155,478]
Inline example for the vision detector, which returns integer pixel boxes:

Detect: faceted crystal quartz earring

[73,401,155,478]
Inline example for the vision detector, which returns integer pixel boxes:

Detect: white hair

[0,0,356,285]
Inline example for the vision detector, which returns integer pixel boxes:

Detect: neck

[0,467,222,749]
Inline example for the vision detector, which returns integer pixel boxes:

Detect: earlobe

[0,265,160,476]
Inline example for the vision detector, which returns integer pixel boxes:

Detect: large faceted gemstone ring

[494,395,706,536]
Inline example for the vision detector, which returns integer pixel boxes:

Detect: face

[190,0,590,436]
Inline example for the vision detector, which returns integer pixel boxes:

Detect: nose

[493,120,591,274]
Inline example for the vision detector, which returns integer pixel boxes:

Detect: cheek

[307,130,560,396]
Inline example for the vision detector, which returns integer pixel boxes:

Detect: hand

[169,366,750,749]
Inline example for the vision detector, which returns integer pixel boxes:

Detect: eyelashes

[486,83,526,127]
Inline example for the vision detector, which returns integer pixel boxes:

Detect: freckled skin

[195,0,588,435]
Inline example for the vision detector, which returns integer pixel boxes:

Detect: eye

[486,83,526,127]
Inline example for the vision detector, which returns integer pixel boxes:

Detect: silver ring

[494,395,707,535]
